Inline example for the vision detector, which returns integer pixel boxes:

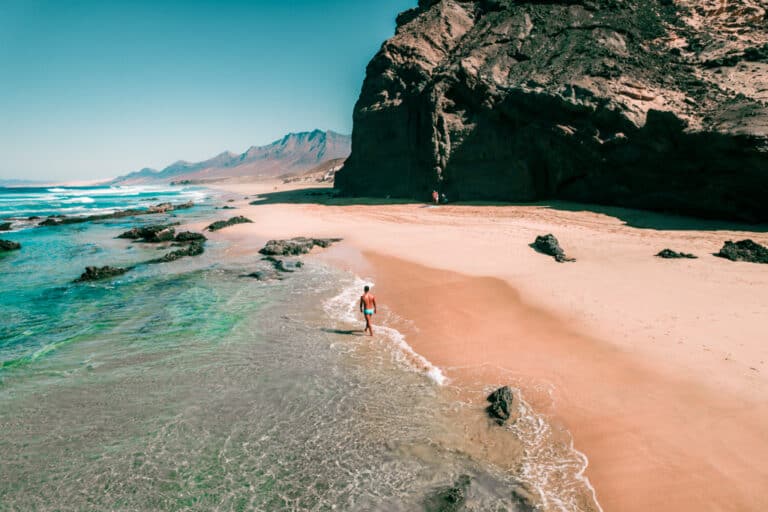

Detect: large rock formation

[335,0,768,221]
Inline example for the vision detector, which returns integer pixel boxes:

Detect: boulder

[153,240,205,263]
[0,239,21,251]
[716,239,768,264]
[424,475,471,512]
[75,266,129,282]
[0,222,12,231]
[656,249,698,259]
[207,216,253,231]
[486,386,513,425]
[335,0,768,222]
[117,224,177,242]
[259,237,342,256]
[175,231,207,242]
[531,234,574,263]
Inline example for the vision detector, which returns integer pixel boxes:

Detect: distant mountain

[111,130,351,185]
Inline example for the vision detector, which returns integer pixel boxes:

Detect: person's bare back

[359,285,376,336]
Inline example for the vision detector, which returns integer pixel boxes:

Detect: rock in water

[259,237,342,256]
[531,234,574,263]
[0,239,21,251]
[117,224,178,242]
[486,386,514,425]
[207,216,253,231]
[335,0,768,222]
[716,240,768,264]
[174,231,207,242]
[154,241,205,263]
[424,475,471,512]
[656,249,698,259]
[0,222,12,231]
[75,266,129,282]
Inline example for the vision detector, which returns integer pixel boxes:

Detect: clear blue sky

[0,0,415,181]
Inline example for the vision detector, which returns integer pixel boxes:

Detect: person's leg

[365,313,373,335]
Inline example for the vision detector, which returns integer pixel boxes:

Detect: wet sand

[200,181,768,511]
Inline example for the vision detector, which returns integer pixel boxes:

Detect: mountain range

[111,130,350,185]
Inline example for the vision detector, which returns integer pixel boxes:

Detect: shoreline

[199,180,768,512]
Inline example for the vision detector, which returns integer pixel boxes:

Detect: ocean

[0,186,600,511]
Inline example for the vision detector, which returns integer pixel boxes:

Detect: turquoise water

[0,187,601,511]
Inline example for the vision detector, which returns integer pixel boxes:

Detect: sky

[0,0,415,182]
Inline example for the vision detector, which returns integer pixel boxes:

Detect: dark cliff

[335,0,768,221]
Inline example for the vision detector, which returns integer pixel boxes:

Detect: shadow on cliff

[250,187,768,233]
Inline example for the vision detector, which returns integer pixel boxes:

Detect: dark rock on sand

[207,216,253,231]
[335,0,768,222]
[0,222,12,231]
[656,249,698,259]
[259,237,342,256]
[0,239,21,251]
[715,240,768,264]
[174,231,207,242]
[531,234,574,263]
[486,386,513,426]
[424,475,471,512]
[75,265,129,282]
[221,205,237,210]
[152,241,205,263]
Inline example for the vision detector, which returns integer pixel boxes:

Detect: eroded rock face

[336,0,768,221]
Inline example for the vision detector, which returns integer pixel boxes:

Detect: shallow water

[0,190,601,511]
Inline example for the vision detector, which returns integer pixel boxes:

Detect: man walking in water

[360,285,377,336]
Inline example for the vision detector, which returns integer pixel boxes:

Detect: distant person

[359,285,377,336]
[432,190,439,205]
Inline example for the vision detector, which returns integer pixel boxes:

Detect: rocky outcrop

[259,237,342,256]
[335,0,768,222]
[656,248,697,259]
[0,239,21,251]
[0,222,12,231]
[424,475,471,512]
[174,231,207,242]
[151,241,205,263]
[486,386,514,425]
[118,224,178,242]
[716,239,768,263]
[207,216,253,231]
[531,234,574,262]
[39,202,194,227]
[75,266,129,282]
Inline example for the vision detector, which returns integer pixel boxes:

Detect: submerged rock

[245,269,284,281]
[263,256,304,273]
[716,239,768,264]
[656,249,698,259]
[424,475,471,512]
[75,265,129,282]
[531,234,574,263]
[0,222,12,231]
[259,237,342,256]
[486,386,513,426]
[0,239,21,251]
[207,216,253,231]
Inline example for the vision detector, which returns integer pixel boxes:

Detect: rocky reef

[0,239,21,252]
[39,201,194,227]
[335,0,768,221]
[259,237,342,256]
[75,266,129,282]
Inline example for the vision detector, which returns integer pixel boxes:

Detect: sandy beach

[199,181,768,512]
